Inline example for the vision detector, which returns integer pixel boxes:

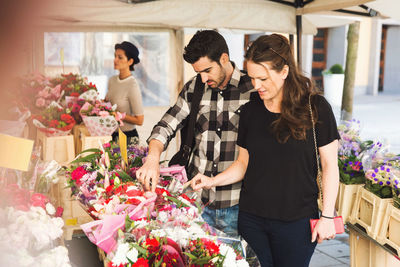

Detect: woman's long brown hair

[245,34,319,143]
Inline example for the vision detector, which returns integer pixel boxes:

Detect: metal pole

[296,15,302,66]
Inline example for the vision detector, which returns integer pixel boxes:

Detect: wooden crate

[350,187,393,239]
[74,125,112,155]
[377,204,400,256]
[36,130,75,164]
[55,175,94,240]
[337,183,363,224]
[72,124,87,154]
[350,229,400,267]
[98,247,110,267]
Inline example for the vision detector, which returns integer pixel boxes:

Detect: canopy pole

[296,14,302,67]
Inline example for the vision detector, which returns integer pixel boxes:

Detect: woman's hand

[311,217,336,243]
[190,173,214,191]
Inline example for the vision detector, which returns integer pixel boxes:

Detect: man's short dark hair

[183,30,229,64]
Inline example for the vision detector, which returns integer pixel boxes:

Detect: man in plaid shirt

[136,30,253,236]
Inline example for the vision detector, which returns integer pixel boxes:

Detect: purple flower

[379,181,383,185]
[380,166,385,170]
[387,181,391,185]
[374,168,379,173]
[374,178,378,181]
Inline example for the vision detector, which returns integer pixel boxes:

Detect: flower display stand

[349,226,400,267]
[74,125,112,155]
[56,175,94,240]
[336,183,363,224]
[377,204,400,256]
[36,130,75,165]
[349,186,393,239]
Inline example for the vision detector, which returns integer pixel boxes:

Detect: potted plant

[322,64,345,107]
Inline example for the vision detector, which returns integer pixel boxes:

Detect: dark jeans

[202,205,239,237]
[238,210,318,267]
[112,129,139,145]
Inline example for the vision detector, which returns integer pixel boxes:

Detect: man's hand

[190,173,214,191]
[136,154,160,192]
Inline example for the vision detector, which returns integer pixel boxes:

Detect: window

[44,32,170,106]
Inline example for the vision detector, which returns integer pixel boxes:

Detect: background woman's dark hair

[115,41,140,71]
[245,34,319,143]
[183,30,229,64]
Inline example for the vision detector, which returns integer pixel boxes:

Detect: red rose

[61,113,75,124]
[49,119,59,128]
[71,166,87,185]
[70,92,80,97]
[132,258,149,267]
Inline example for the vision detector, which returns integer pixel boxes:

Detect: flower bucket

[81,115,118,136]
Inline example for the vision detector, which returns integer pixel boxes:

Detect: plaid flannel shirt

[148,64,253,209]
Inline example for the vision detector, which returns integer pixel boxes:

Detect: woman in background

[106,41,144,144]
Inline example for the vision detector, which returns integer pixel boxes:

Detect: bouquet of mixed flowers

[32,102,75,137]
[338,156,365,184]
[364,159,399,198]
[16,72,63,113]
[65,142,248,266]
[50,73,97,99]
[0,183,69,267]
[80,100,125,136]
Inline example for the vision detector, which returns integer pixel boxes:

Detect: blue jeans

[238,210,318,267]
[202,205,239,237]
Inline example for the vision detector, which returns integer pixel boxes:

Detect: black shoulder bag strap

[169,74,204,167]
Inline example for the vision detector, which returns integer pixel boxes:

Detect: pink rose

[99,111,109,117]
[51,84,62,98]
[35,98,46,107]
[38,88,50,98]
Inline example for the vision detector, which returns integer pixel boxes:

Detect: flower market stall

[336,119,400,266]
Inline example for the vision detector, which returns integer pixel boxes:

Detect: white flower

[45,203,56,215]
[111,243,131,265]
[126,247,139,263]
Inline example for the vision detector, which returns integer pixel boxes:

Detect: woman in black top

[190,34,340,267]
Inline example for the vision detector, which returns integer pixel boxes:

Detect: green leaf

[131,243,148,255]
[70,153,100,164]
[182,252,197,260]
[164,195,189,208]
[78,148,102,155]
[117,170,134,182]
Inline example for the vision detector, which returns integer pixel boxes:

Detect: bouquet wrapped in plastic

[32,102,75,137]
[80,100,125,136]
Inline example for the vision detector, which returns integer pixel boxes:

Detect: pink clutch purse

[309,216,345,234]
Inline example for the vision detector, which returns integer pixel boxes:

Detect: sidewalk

[331,92,400,154]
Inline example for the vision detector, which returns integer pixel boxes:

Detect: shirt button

[219,91,223,95]
[213,163,217,167]
[237,109,241,113]
[217,128,221,132]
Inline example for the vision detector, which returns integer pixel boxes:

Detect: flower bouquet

[50,73,97,100]
[0,183,70,267]
[365,164,397,198]
[80,100,125,136]
[338,156,365,185]
[32,102,75,137]
[16,72,60,113]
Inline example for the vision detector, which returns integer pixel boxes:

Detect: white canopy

[41,0,320,34]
